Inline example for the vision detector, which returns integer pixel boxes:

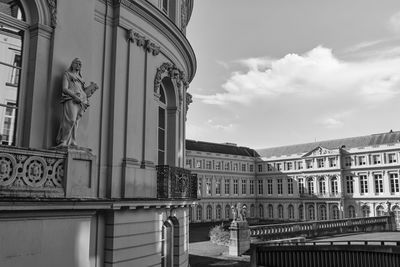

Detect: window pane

[0,1,25,21]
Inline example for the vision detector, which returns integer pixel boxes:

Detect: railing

[0,145,66,197]
[250,216,395,241]
[156,165,198,200]
[251,241,400,267]
[300,192,342,198]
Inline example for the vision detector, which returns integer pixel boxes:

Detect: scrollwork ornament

[0,153,17,186]
[22,156,48,187]
[47,0,57,28]
[51,159,64,187]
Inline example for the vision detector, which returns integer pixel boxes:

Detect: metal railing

[156,165,198,200]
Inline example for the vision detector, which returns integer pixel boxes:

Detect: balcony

[156,165,198,200]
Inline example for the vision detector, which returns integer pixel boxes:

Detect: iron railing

[156,165,198,200]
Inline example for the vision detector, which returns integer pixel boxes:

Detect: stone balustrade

[156,165,198,200]
[250,215,396,241]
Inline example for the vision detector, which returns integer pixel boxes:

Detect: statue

[231,203,247,222]
[56,58,98,148]
[386,200,392,213]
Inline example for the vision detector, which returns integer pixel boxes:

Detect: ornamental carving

[185,93,193,120]
[127,30,160,56]
[0,148,65,195]
[181,0,188,31]
[154,62,189,103]
[47,0,57,28]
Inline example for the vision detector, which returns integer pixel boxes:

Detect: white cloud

[389,11,400,34]
[194,46,400,106]
[207,119,236,131]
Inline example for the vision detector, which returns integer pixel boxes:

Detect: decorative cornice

[47,0,57,28]
[127,30,160,56]
[154,62,188,95]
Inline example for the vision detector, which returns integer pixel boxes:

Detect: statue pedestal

[229,220,250,256]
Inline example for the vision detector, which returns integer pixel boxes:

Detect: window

[267,179,273,195]
[206,178,211,195]
[0,3,24,146]
[196,160,202,169]
[233,179,238,194]
[376,205,385,217]
[215,179,221,195]
[224,179,230,195]
[299,178,305,194]
[331,177,338,195]
[319,205,327,220]
[345,157,352,167]
[276,163,282,171]
[277,179,283,194]
[348,205,356,218]
[318,177,326,195]
[307,178,314,195]
[161,0,168,14]
[233,163,238,171]
[196,206,202,221]
[257,164,262,172]
[250,204,255,217]
[206,205,212,220]
[346,175,354,194]
[374,174,383,194]
[329,157,336,167]
[317,158,324,168]
[157,94,166,165]
[241,179,247,195]
[287,178,294,195]
[361,205,370,218]
[241,164,246,172]
[332,205,339,220]
[278,205,284,219]
[225,162,230,171]
[198,179,202,196]
[306,160,313,169]
[186,159,192,168]
[249,164,254,172]
[286,162,293,170]
[268,204,274,218]
[267,164,273,171]
[216,205,222,220]
[259,204,264,218]
[299,205,304,220]
[390,173,400,194]
[249,180,254,195]
[372,155,381,164]
[205,161,212,170]
[225,205,230,219]
[308,205,315,220]
[360,175,368,194]
[288,205,294,219]
[297,161,303,170]
[388,153,397,163]
[358,156,366,165]
[258,180,263,195]
[215,162,221,170]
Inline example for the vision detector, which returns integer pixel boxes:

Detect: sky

[185,0,400,149]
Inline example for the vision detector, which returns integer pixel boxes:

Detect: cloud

[389,11,400,34]
[194,46,400,106]
[207,119,236,131]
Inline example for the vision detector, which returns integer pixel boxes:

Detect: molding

[47,0,57,28]
[127,30,160,55]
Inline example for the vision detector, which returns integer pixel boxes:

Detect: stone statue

[56,58,98,148]
[386,200,392,213]
[231,203,247,222]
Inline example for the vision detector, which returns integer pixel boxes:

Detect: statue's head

[69,58,82,74]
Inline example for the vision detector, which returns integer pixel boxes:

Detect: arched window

[0,1,26,146]
[376,205,385,217]
[308,205,315,220]
[348,205,356,218]
[362,205,370,218]
[268,204,274,218]
[196,206,202,221]
[288,204,294,220]
[319,205,327,220]
[206,205,212,220]
[318,177,326,195]
[299,204,304,220]
[250,204,255,218]
[259,204,264,218]
[161,220,173,267]
[225,205,230,219]
[278,204,284,219]
[157,85,167,165]
[332,205,339,219]
[216,205,222,220]
[331,177,338,196]
[307,178,314,195]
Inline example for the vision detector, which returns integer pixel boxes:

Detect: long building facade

[0,1,197,267]
[186,132,400,228]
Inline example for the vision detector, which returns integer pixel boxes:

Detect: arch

[331,177,338,195]
[259,204,264,219]
[319,205,327,220]
[376,205,385,217]
[299,204,304,220]
[308,204,315,220]
[361,205,370,218]
[288,204,294,220]
[206,205,212,220]
[392,205,400,230]
[348,205,356,218]
[278,204,284,219]
[161,216,179,267]
[216,204,222,220]
[307,177,314,195]
[332,205,339,219]
[225,204,230,220]
[250,204,255,218]
[196,205,202,221]
[268,204,274,218]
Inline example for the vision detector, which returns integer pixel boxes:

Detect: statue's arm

[62,73,81,103]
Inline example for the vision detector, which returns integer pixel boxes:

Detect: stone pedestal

[229,220,250,256]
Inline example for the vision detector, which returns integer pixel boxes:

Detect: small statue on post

[231,203,247,222]
[56,58,98,149]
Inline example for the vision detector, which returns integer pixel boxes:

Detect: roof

[186,140,260,157]
[257,131,400,158]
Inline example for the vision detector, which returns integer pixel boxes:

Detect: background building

[187,131,400,228]
[0,0,197,267]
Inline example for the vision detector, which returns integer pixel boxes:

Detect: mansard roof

[186,140,260,157]
[257,131,400,159]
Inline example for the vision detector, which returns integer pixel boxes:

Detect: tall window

[267,179,273,195]
[249,180,254,195]
[206,205,212,220]
[361,205,370,218]
[319,205,327,220]
[348,205,356,218]
[332,205,339,219]
[346,175,354,194]
[161,0,168,14]
[215,179,221,195]
[299,178,305,194]
[215,162,221,170]
[277,179,283,195]
[360,174,368,194]
[308,205,315,220]
[307,178,314,195]
[288,204,294,219]
[278,205,284,219]
[390,173,400,194]
[196,206,202,221]
[157,88,166,165]
[306,160,313,169]
[206,178,211,195]
[241,164,246,172]
[268,204,274,218]
[372,154,381,164]
[258,180,263,195]
[388,153,397,163]
[317,158,324,168]
[329,157,336,167]
[299,205,304,220]
[374,174,383,194]
[287,178,294,195]
[216,205,221,220]
[224,179,230,195]
[259,204,264,218]
[0,2,25,146]
[233,179,238,194]
[257,164,262,172]
[225,205,230,219]
[250,204,255,217]
[318,177,326,195]
[358,156,366,165]
[331,177,338,195]
[376,205,385,217]
[225,162,230,170]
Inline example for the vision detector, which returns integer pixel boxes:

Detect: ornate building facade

[187,132,400,228]
[0,1,197,267]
